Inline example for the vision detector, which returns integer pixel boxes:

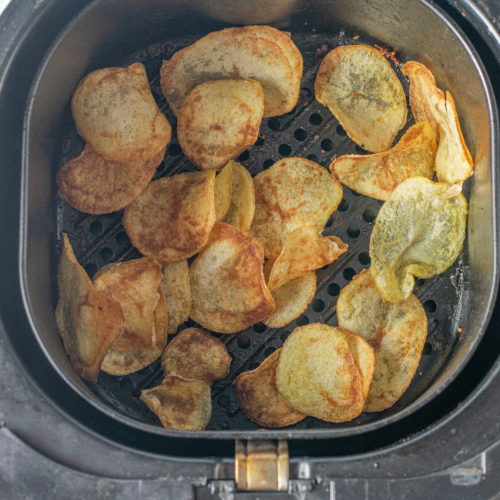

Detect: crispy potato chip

[161,328,231,385]
[268,226,347,291]
[177,79,264,171]
[315,45,407,152]
[123,170,216,262]
[57,145,164,215]
[72,62,171,163]
[264,272,316,328]
[340,328,375,401]
[160,26,302,117]
[251,157,343,260]
[189,222,275,333]
[101,292,168,376]
[222,161,255,233]
[370,177,468,302]
[160,260,191,334]
[55,234,124,381]
[331,121,437,200]
[141,375,211,430]
[402,61,473,185]
[214,161,233,220]
[276,324,364,422]
[234,349,305,427]
[337,269,428,411]
[93,257,166,375]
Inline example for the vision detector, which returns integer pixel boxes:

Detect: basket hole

[358,252,371,265]
[84,263,97,278]
[415,278,426,286]
[338,199,349,212]
[336,124,347,136]
[349,188,361,197]
[307,154,318,162]
[100,247,113,262]
[343,267,356,281]
[264,346,276,357]
[354,145,365,153]
[321,138,334,151]
[253,323,266,333]
[296,315,309,326]
[237,334,251,348]
[347,226,360,238]
[268,117,281,131]
[327,283,340,296]
[362,209,376,222]
[423,342,433,355]
[263,158,274,169]
[294,128,307,141]
[325,215,334,227]
[424,300,437,313]
[255,137,265,146]
[217,395,230,407]
[167,143,181,155]
[278,144,291,156]
[116,231,130,246]
[312,298,325,312]
[237,150,250,162]
[89,221,103,235]
[309,113,323,126]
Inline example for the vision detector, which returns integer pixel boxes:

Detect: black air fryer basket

[0,0,499,490]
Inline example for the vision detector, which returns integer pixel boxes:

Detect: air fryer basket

[20,0,498,440]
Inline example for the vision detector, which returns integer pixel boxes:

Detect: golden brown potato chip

[268,226,347,291]
[214,161,233,220]
[55,234,124,381]
[337,269,428,411]
[161,26,302,118]
[160,260,191,334]
[123,170,216,262]
[57,145,164,215]
[72,62,171,163]
[369,177,468,302]
[276,324,364,422]
[234,349,305,428]
[340,328,375,401]
[141,375,211,430]
[189,222,275,333]
[93,257,166,375]
[315,45,407,152]
[177,79,264,171]
[251,157,343,260]
[221,161,255,233]
[161,328,231,385]
[402,61,473,185]
[264,272,316,328]
[101,292,168,376]
[331,121,437,200]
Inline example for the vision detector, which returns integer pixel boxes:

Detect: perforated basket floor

[57,31,466,431]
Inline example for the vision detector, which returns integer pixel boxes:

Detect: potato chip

[189,222,275,333]
[93,257,166,375]
[264,272,316,328]
[369,176,468,302]
[214,161,233,220]
[338,328,375,401]
[160,260,191,334]
[315,45,407,152]
[72,62,171,163]
[402,61,473,185]
[250,157,343,260]
[234,349,305,427]
[160,26,302,117]
[331,121,437,200]
[55,234,124,381]
[161,328,231,385]
[141,375,211,430]
[222,161,255,233]
[101,292,168,376]
[57,145,164,215]
[268,226,347,291]
[337,269,428,411]
[123,170,216,262]
[177,79,264,171]
[276,324,364,422]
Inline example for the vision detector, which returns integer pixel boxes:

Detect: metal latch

[235,439,289,491]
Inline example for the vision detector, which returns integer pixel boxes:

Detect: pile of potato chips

[55,27,472,429]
